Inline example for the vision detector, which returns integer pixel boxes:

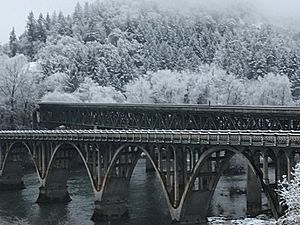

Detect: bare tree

[0,54,40,128]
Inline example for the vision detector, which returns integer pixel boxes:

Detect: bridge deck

[1,129,299,148]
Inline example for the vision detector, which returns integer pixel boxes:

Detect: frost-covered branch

[277,163,300,225]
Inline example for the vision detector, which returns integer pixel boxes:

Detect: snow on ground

[208,217,276,225]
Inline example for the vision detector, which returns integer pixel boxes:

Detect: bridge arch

[0,141,41,189]
[98,143,174,219]
[2,142,33,169]
[44,142,95,190]
[38,142,95,203]
[177,146,279,223]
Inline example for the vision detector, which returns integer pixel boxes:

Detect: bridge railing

[0,129,299,148]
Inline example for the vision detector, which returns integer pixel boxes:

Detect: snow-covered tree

[41,90,80,103]
[9,27,18,57]
[75,77,125,103]
[277,163,300,225]
[41,72,69,93]
[246,73,292,106]
[55,12,72,36]
[2,0,300,128]
[37,36,88,92]
[125,75,152,103]
[36,13,47,43]
[45,13,52,31]
[25,11,37,59]
[0,55,42,128]
[124,66,293,106]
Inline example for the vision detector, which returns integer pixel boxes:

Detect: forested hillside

[0,0,300,128]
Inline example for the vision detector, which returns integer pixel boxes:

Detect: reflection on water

[0,159,264,225]
[128,160,171,225]
[212,175,247,218]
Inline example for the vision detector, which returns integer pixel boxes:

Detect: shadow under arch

[178,146,280,223]
[275,150,289,182]
[1,141,41,189]
[39,142,95,203]
[287,148,300,172]
[99,144,175,220]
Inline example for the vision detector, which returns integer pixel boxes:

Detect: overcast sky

[1,0,300,44]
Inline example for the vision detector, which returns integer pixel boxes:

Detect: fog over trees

[0,0,300,128]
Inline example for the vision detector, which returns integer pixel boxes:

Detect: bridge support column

[0,161,25,190]
[36,168,71,203]
[92,177,129,222]
[0,144,2,171]
[146,146,155,172]
[262,153,269,185]
[175,191,210,225]
[287,154,294,182]
[246,165,262,216]
[146,158,155,172]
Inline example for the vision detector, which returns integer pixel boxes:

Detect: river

[0,159,266,225]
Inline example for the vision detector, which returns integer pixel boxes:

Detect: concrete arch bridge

[0,129,298,224]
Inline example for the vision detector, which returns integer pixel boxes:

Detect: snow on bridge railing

[0,129,298,148]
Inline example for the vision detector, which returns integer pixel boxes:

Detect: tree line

[0,0,300,128]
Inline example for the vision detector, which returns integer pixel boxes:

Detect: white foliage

[208,67,245,105]
[40,65,293,107]
[246,73,292,106]
[208,216,275,225]
[277,163,300,225]
[42,72,69,93]
[37,36,88,92]
[75,77,125,103]
[41,90,81,103]
[0,54,28,99]
[124,76,153,103]
[124,67,292,105]
[0,54,43,128]
[149,70,187,103]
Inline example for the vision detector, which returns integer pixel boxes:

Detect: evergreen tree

[83,2,90,22]
[45,13,51,31]
[9,27,18,57]
[65,15,74,37]
[56,12,72,36]
[51,11,58,28]
[6,0,300,97]
[26,11,37,43]
[26,11,37,59]
[72,3,84,40]
[73,2,83,24]
[37,13,47,43]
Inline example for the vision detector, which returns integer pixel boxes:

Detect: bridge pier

[36,168,71,203]
[176,191,210,225]
[37,185,71,203]
[246,165,262,216]
[92,177,129,222]
[246,151,262,217]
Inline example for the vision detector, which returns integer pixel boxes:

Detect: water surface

[0,159,262,225]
